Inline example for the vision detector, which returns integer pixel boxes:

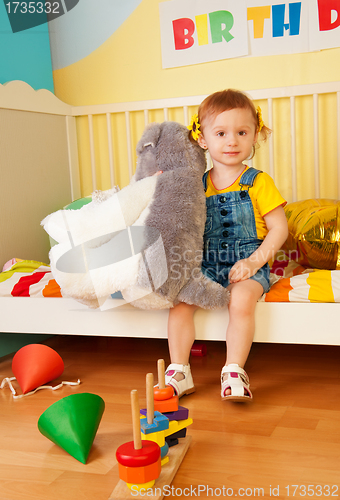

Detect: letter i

[195,14,209,45]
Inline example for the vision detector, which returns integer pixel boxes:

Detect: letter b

[172,18,195,50]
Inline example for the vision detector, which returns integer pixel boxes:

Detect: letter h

[272,2,302,37]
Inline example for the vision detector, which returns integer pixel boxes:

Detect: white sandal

[221,364,253,402]
[165,363,195,398]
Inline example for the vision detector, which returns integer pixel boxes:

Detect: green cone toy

[38,393,105,464]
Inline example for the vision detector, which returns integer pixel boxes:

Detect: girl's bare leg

[168,302,197,381]
[223,279,263,394]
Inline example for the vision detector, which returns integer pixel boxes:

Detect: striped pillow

[262,257,340,302]
[0,260,62,297]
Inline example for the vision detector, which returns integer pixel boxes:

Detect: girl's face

[198,107,258,171]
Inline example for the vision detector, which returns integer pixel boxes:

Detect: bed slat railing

[313,93,320,199]
[290,96,298,203]
[337,92,340,199]
[88,114,97,191]
[183,105,189,127]
[144,109,149,127]
[71,82,340,202]
[65,115,81,201]
[268,98,275,180]
[106,112,115,188]
[125,111,134,180]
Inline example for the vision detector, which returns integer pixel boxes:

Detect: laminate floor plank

[1,336,339,500]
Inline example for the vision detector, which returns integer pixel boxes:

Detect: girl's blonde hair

[189,89,271,156]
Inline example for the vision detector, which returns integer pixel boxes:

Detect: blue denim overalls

[201,167,270,293]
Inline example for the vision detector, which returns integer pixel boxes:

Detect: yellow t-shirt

[205,166,286,240]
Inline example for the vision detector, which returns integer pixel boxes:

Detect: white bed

[1,80,340,346]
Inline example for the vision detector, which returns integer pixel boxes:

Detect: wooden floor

[1,335,340,500]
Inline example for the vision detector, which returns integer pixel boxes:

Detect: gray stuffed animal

[129,121,230,309]
[42,121,229,310]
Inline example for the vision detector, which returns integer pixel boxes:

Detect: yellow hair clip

[256,106,264,132]
[187,114,201,141]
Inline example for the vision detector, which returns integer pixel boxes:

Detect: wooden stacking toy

[111,374,193,500]
[153,359,179,413]
[140,371,193,465]
[141,372,171,465]
[116,389,161,492]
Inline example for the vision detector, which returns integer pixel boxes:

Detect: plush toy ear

[136,123,163,155]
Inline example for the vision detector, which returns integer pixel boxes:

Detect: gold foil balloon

[282,199,340,270]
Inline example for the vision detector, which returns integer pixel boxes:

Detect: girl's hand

[228,258,259,283]
[229,206,288,284]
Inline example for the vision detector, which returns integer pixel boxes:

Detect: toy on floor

[0,344,80,398]
[42,121,230,311]
[140,372,171,466]
[151,360,193,451]
[140,370,192,463]
[116,389,162,491]
[38,392,105,464]
[153,359,178,413]
[190,342,207,356]
[111,371,193,500]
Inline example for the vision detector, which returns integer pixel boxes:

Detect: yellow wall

[53,0,340,105]
[52,0,340,198]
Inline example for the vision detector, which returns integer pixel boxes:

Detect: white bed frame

[1,80,340,346]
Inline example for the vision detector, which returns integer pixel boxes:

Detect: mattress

[1,257,340,304]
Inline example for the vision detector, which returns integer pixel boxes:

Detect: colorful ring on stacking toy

[153,385,174,401]
[116,440,160,468]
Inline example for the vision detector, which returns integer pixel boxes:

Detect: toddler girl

[164,89,288,402]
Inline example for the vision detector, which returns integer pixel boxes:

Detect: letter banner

[309,0,340,51]
[247,0,309,57]
[159,0,340,69]
[159,0,248,69]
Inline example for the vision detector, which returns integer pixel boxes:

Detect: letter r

[209,10,234,43]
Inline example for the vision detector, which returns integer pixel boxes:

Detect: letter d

[272,486,280,496]
[318,0,340,31]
